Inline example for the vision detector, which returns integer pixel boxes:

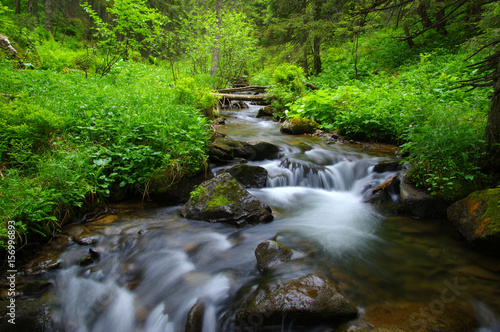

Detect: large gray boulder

[447,188,500,254]
[222,273,358,329]
[179,173,273,227]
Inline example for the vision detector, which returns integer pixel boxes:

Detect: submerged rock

[280,118,319,135]
[0,299,55,331]
[447,188,500,254]
[225,164,268,188]
[254,240,297,273]
[223,273,358,328]
[342,301,477,332]
[179,173,273,227]
[24,252,62,275]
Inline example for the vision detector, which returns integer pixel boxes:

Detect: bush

[267,63,306,112]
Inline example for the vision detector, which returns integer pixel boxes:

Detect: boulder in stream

[208,137,280,164]
[254,240,298,273]
[280,118,319,135]
[179,173,273,227]
[224,164,268,188]
[0,299,55,331]
[447,188,500,254]
[399,170,448,218]
[223,273,358,329]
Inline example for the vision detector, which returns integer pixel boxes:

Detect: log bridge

[212,85,270,102]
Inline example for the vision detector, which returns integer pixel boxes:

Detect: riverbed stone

[61,225,98,245]
[179,173,273,227]
[24,251,62,275]
[399,170,448,218]
[342,301,478,332]
[225,164,268,188]
[255,240,296,273]
[0,299,55,331]
[223,273,358,328]
[280,118,319,135]
[447,188,500,254]
[249,141,280,160]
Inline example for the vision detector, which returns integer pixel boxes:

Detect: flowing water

[38,105,500,331]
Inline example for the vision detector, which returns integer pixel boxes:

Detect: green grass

[0,60,212,250]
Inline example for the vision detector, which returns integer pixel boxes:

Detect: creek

[37,105,500,331]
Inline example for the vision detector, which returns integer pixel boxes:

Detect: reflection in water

[45,105,500,331]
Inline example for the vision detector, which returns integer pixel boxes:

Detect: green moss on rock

[447,188,500,254]
[280,118,319,135]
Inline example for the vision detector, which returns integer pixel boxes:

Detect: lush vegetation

[1,0,499,251]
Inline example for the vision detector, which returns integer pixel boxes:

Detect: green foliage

[402,109,488,203]
[267,63,306,112]
[189,185,207,202]
[0,98,63,169]
[0,60,210,250]
[81,0,166,75]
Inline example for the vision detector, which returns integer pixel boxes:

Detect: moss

[207,194,231,209]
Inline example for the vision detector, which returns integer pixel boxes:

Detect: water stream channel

[31,105,500,331]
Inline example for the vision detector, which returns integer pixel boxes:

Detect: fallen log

[217,85,270,93]
[211,93,270,101]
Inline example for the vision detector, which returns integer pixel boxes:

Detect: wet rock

[255,240,296,273]
[256,106,275,118]
[208,136,280,164]
[280,118,319,135]
[447,188,500,254]
[24,252,62,275]
[225,164,268,188]
[62,225,98,245]
[223,273,358,328]
[399,170,448,218]
[249,142,280,161]
[372,161,402,173]
[363,176,400,205]
[208,137,255,163]
[78,255,94,266]
[0,299,55,331]
[179,173,273,227]
[148,166,214,204]
[185,300,205,332]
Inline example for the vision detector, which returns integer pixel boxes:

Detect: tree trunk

[28,0,39,22]
[417,1,433,29]
[484,70,500,178]
[45,0,54,33]
[404,25,415,49]
[435,0,448,36]
[15,0,21,15]
[303,46,309,77]
[210,0,223,78]
[313,36,321,75]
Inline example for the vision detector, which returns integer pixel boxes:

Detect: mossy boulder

[280,118,319,135]
[447,188,500,254]
[179,173,273,227]
[225,164,268,188]
[222,273,358,328]
[254,240,298,273]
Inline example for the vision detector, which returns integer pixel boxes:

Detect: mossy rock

[447,188,500,254]
[179,173,273,227]
[280,118,319,135]
[222,273,358,328]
